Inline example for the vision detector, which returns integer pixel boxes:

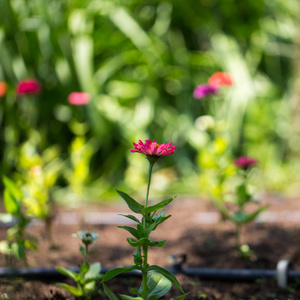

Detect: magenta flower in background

[193,84,218,99]
[235,156,258,170]
[131,139,176,157]
[208,72,233,87]
[68,92,91,105]
[16,79,41,96]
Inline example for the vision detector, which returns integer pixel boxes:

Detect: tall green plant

[102,139,186,300]
[0,177,38,266]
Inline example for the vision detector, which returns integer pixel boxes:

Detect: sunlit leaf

[147,265,184,294]
[56,267,79,281]
[145,272,172,300]
[120,295,144,300]
[56,283,84,297]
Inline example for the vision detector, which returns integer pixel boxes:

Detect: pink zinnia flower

[0,82,8,97]
[131,140,176,157]
[193,84,218,99]
[208,72,233,87]
[16,79,41,96]
[234,156,257,170]
[68,92,91,105]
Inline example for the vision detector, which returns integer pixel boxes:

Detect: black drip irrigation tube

[0,255,298,289]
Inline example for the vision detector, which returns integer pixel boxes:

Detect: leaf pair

[230,206,267,224]
[116,189,176,215]
[56,262,102,298]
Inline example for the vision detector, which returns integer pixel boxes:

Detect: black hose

[1,265,300,284]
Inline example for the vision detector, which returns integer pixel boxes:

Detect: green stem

[141,159,155,299]
[84,244,89,265]
[142,245,149,298]
[145,160,154,208]
[236,224,241,251]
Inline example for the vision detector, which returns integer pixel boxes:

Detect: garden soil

[1,194,300,299]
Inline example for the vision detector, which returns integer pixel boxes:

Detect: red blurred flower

[208,72,233,87]
[234,156,257,170]
[193,84,218,99]
[68,92,91,105]
[16,79,41,96]
[0,82,8,97]
[131,139,176,157]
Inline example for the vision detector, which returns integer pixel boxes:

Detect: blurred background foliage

[0,0,299,203]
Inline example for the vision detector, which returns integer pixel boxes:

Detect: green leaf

[56,283,84,297]
[118,226,140,239]
[7,226,18,240]
[142,196,176,214]
[230,211,249,224]
[84,262,101,282]
[84,280,96,292]
[119,214,141,224]
[79,244,86,256]
[24,239,38,251]
[148,211,171,233]
[244,206,267,223]
[133,247,143,266]
[56,266,79,281]
[101,266,138,283]
[172,294,189,299]
[116,190,143,214]
[11,242,25,260]
[80,262,89,275]
[120,295,143,300]
[146,272,172,300]
[103,283,118,300]
[3,176,23,200]
[127,238,166,248]
[0,241,12,255]
[3,189,19,215]
[136,224,145,237]
[147,265,184,294]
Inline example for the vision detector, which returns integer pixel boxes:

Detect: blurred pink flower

[208,72,233,87]
[131,139,176,157]
[16,79,41,96]
[68,92,91,105]
[193,84,218,99]
[234,156,257,170]
[0,82,8,97]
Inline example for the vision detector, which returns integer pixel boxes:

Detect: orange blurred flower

[0,82,8,97]
[208,72,233,87]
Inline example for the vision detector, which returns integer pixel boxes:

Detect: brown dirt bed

[1,194,300,299]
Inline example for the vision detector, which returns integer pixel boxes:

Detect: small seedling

[227,156,267,255]
[56,231,102,300]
